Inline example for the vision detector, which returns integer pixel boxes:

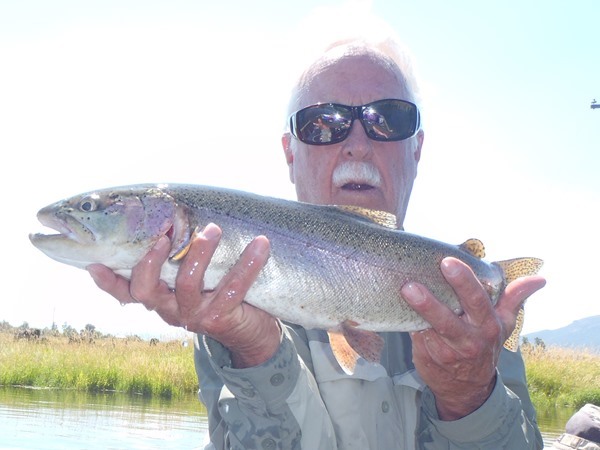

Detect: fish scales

[172,185,481,331]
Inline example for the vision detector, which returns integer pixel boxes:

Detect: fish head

[29,185,189,271]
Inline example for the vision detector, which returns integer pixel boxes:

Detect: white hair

[284,3,422,121]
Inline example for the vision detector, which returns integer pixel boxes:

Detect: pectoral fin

[169,227,201,261]
[327,330,361,375]
[327,321,384,375]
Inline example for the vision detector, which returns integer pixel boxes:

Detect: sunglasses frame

[289,98,421,146]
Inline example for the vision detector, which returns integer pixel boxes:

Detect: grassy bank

[0,331,197,399]
[522,345,600,410]
[2,330,599,407]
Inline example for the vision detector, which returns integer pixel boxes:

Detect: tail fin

[495,257,544,352]
[495,257,543,283]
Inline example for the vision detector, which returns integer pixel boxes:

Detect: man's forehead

[295,46,410,107]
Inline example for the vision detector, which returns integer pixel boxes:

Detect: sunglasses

[289,98,421,146]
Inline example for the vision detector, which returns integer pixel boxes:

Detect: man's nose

[341,120,373,159]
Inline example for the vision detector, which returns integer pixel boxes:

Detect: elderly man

[89,39,546,449]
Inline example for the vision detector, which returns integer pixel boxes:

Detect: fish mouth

[30,210,95,245]
[332,161,382,192]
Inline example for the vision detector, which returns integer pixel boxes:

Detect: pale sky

[1,0,598,339]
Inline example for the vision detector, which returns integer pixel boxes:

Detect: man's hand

[401,257,546,420]
[87,223,281,369]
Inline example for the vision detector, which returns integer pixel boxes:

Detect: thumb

[495,275,546,335]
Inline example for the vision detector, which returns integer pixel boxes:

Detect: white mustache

[332,161,382,188]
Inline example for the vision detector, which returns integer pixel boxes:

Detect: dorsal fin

[459,238,486,259]
[337,205,397,229]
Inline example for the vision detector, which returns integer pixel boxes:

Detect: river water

[0,387,208,449]
[0,386,574,449]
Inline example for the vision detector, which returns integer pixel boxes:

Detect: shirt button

[262,438,276,449]
[241,388,255,398]
[381,401,390,413]
[270,373,284,386]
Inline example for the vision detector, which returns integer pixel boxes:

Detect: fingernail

[201,223,221,240]
[402,282,426,305]
[441,258,461,278]
[250,236,270,258]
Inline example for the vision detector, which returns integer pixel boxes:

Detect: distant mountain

[524,315,600,352]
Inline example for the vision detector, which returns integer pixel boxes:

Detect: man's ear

[414,129,424,163]
[282,133,293,164]
[282,133,295,183]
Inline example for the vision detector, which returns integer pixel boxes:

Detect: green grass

[3,330,599,409]
[0,332,198,399]
[522,345,600,410]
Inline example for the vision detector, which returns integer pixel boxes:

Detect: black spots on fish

[107,192,123,208]
[495,257,544,284]
[356,233,393,260]
[393,239,421,262]
[136,189,177,241]
[69,196,104,225]
[73,192,125,219]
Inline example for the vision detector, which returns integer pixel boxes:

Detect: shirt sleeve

[194,324,337,450]
[417,348,543,450]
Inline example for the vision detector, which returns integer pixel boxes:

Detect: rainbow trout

[29,183,543,374]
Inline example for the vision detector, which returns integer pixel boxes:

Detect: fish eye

[79,197,98,212]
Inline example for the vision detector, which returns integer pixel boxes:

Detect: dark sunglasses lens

[362,100,418,141]
[295,105,352,144]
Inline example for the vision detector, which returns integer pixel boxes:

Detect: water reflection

[0,386,208,449]
[538,405,578,449]
[0,386,576,449]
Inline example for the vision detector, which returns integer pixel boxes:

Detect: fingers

[88,236,174,312]
[401,282,436,318]
[495,275,546,337]
[401,257,498,347]
[400,263,466,338]
[402,256,545,420]
[402,257,546,345]
[128,235,172,306]
[134,224,223,326]
[178,225,271,334]
[440,257,494,327]
[176,223,270,306]
[497,275,546,315]
[176,223,222,312]
[87,264,134,303]
[210,235,271,334]
[214,235,270,305]
[88,220,274,350]
[158,222,271,336]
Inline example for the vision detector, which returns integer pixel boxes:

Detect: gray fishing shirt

[195,323,543,449]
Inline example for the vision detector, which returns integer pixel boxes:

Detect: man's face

[283,51,424,226]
